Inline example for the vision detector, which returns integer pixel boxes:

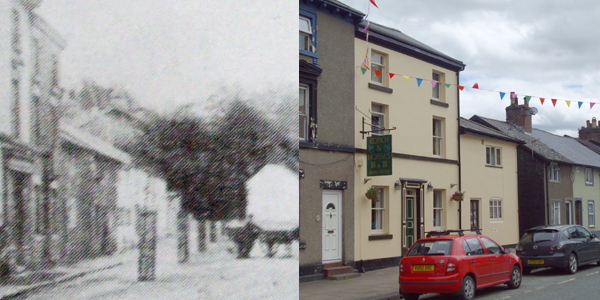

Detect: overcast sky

[37,1,296,115]
[338,0,600,137]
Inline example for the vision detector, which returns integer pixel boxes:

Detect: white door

[322,190,342,262]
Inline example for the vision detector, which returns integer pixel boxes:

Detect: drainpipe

[544,162,549,225]
[457,72,462,230]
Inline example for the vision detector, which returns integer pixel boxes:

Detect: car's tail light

[551,244,564,251]
[446,257,458,275]
[516,243,523,251]
[400,263,404,273]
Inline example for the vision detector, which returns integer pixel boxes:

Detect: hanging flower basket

[451,191,465,201]
[365,187,378,201]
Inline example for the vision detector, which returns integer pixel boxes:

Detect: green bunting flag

[525,96,531,105]
[445,83,451,88]
[361,67,367,75]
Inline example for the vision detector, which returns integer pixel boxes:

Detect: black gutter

[457,72,462,230]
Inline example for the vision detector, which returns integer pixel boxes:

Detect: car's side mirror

[504,249,511,254]
[592,234,597,239]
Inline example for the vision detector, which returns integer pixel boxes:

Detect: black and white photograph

[1,1,297,299]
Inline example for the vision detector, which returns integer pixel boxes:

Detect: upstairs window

[299,84,309,140]
[432,71,445,101]
[433,118,443,156]
[585,167,594,186]
[486,146,502,166]
[550,163,560,182]
[371,52,385,84]
[299,16,312,51]
[371,103,386,135]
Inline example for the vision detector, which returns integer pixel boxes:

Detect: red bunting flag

[472,83,479,89]
[458,86,464,91]
[370,0,379,8]
[540,97,545,105]
[551,99,557,107]
[374,70,381,78]
[389,73,395,79]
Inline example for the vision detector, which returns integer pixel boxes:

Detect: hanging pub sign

[367,134,392,176]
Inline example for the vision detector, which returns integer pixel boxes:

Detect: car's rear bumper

[518,252,568,269]
[399,274,461,294]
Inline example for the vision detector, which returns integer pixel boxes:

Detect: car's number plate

[528,259,544,265]
[412,265,434,271]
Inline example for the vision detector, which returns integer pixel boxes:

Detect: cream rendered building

[353,22,465,271]
[459,118,522,247]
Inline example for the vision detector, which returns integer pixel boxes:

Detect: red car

[399,230,522,300]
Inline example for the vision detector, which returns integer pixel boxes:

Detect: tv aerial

[529,107,538,115]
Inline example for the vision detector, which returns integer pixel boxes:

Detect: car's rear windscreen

[407,240,454,256]
[520,230,558,243]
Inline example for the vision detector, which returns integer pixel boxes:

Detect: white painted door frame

[322,190,342,262]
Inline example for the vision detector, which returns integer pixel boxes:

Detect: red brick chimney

[579,117,600,143]
[505,92,533,133]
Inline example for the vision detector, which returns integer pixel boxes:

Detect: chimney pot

[587,120,591,128]
[523,96,529,107]
[510,92,517,105]
[593,117,598,128]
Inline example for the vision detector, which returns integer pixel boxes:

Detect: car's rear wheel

[522,268,531,275]
[400,292,419,300]
[566,253,578,274]
[507,266,522,289]
[457,275,475,300]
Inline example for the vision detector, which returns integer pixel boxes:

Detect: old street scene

[299,0,600,300]
[1,1,297,300]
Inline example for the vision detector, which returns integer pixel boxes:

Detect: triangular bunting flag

[566,100,571,107]
[472,83,479,89]
[499,92,505,100]
[540,98,545,105]
[361,67,367,75]
[360,21,369,33]
[374,70,381,78]
[403,76,409,82]
[389,73,395,79]
[578,101,583,109]
[458,86,464,91]
[416,78,423,87]
[525,96,531,105]
[431,81,437,89]
[591,103,596,109]
[370,0,379,8]
[552,99,557,107]
[445,83,451,88]
[512,93,517,99]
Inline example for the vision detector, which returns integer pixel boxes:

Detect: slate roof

[325,0,365,17]
[459,117,523,144]
[360,21,466,71]
[577,139,600,156]
[470,115,572,164]
[532,129,600,169]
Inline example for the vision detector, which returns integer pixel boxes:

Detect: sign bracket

[360,117,396,139]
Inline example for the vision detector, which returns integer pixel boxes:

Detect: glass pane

[371,65,383,83]
[371,52,383,64]
[299,115,306,139]
[299,34,306,50]
[299,17,311,33]
[490,149,495,165]
[486,147,490,164]
[432,73,440,81]
[432,84,440,99]
[496,149,501,165]
[299,88,306,112]
[433,209,441,227]
[372,104,383,113]
[433,138,440,155]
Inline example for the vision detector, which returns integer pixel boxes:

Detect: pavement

[300,266,400,300]
[0,248,136,300]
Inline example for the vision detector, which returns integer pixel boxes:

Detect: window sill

[368,83,393,94]
[490,220,504,223]
[550,180,560,183]
[430,99,449,108]
[369,234,393,241]
[485,165,503,169]
[299,49,318,59]
[586,183,594,186]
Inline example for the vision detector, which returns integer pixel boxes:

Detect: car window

[407,240,454,256]
[576,227,591,239]
[480,237,502,254]
[561,230,569,240]
[567,227,579,239]
[464,238,484,256]
[520,230,558,243]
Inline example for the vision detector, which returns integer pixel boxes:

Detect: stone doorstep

[322,265,354,277]
[326,270,361,281]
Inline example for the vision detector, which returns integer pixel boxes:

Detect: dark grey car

[516,225,600,274]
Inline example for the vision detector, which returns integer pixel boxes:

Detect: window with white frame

[433,190,443,227]
[299,16,312,51]
[486,146,502,166]
[432,71,444,101]
[371,103,386,135]
[371,51,385,84]
[551,201,561,225]
[433,118,443,156]
[371,187,385,231]
[489,199,502,220]
[585,168,594,185]
[589,200,595,227]
[550,163,560,182]
[299,84,309,140]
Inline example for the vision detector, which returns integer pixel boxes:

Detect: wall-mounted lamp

[427,183,434,191]
[450,183,458,188]
[364,178,371,184]
[394,180,401,190]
